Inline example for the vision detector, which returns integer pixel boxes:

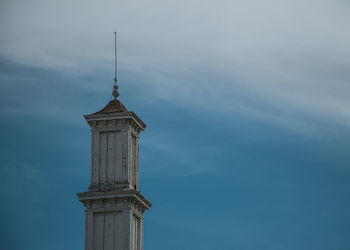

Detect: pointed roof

[89,99,128,115]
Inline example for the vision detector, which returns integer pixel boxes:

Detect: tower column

[78,98,151,250]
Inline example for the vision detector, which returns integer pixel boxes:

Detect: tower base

[77,189,151,250]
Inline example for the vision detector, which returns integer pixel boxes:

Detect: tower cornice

[84,100,146,132]
[77,189,152,211]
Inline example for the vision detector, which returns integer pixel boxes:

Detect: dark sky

[1,0,350,249]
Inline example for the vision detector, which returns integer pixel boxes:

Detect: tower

[77,92,151,250]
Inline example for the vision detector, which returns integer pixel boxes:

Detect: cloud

[1,0,350,133]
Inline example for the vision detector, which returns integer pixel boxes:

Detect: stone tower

[77,92,151,250]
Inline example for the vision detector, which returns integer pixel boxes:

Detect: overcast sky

[1,0,350,249]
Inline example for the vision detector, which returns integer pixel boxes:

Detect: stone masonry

[77,98,151,250]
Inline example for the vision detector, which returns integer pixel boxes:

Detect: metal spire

[112,31,120,99]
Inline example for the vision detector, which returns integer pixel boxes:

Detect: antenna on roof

[112,30,120,100]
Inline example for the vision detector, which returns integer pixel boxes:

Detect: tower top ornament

[112,82,119,99]
[112,31,120,100]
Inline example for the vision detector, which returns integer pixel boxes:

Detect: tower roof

[88,99,128,115]
[84,99,146,131]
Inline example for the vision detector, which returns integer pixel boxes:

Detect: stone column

[77,99,151,250]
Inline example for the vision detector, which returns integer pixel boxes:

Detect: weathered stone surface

[77,98,151,250]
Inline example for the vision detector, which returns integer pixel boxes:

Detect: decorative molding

[78,189,151,215]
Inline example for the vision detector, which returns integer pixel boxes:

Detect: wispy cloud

[1,0,350,134]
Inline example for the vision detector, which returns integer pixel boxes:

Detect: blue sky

[1,0,350,249]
